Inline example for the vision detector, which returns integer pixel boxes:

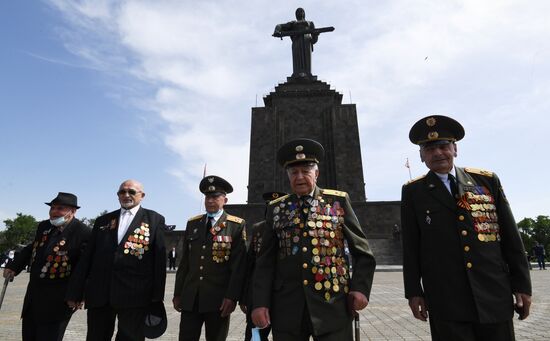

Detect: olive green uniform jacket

[401,167,531,323]
[174,211,246,312]
[253,187,376,335]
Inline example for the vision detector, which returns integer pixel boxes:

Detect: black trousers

[87,306,147,341]
[179,309,230,341]
[272,304,353,341]
[429,318,515,341]
[22,315,71,341]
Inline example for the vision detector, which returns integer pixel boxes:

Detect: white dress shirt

[435,167,457,195]
[117,205,141,243]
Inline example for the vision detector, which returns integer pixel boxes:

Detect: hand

[172,296,182,312]
[219,298,236,317]
[3,268,15,280]
[408,296,428,321]
[514,292,531,320]
[67,300,83,310]
[347,291,369,313]
[251,307,270,329]
[239,304,247,314]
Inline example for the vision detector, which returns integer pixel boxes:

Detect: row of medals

[459,188,500,242]
[212,237,231,263]
[272,198,350,301]
[124,223,150,259]
[32,229,71,279]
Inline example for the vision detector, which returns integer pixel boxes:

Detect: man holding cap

[401,115,532,340]
[66,179,166,340]
[3,192,91,341]
[251,138,376,341]
[173,175,247,341]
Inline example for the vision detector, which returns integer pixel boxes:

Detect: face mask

[50,212,70,227]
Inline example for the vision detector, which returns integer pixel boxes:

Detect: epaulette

[188,214,203,221]
[465,167,493,177]
[406,174,426,185]
[322,189,347,197]
[269,194,290,205]
[226,215,244,224]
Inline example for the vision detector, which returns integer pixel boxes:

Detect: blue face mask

[50,212,70,227]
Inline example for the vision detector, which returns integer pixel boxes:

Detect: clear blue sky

[1,1,549,229]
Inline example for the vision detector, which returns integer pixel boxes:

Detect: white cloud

[45,0,550,219]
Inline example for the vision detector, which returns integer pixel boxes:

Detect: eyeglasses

[117,189,142,196]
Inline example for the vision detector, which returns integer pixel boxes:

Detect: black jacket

[8,218,91,322]
[402,167,532,323]
[66,207,166,308]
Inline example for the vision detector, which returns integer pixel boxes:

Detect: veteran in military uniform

[401,115,532,341]
[3,192,91,341]
[173,175,247,341]
[251,138,376,341]
[241,192,286,341]
[66,179,167,341]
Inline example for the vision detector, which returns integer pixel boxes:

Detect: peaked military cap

[277,138,325,167]
[199,175,233,194]
[45,192,80,209]
[262,191,287,202]
[409,115,465,146]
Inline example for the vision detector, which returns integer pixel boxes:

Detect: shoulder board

[465,167,493,177]
[226,215,244,224]
[322,189,347,197]
[269,194,290,205]
[187,214,203,222]
[406,174,427,185]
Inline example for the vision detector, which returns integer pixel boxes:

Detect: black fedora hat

[144,301,167,339]
[44,192,80,209]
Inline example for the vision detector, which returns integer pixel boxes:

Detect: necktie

[448,174,458,199]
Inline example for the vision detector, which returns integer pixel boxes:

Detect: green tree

[80,210,109,228]
[518,215,550,257]
[0,213,38,252]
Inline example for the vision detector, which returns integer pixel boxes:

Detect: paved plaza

[0,270,548,340]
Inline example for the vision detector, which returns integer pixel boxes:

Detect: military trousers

[22,313,71,341]
[87,305,147,341]
[272,304,353,341]
[178,309,230,341]
[429,318,515,341]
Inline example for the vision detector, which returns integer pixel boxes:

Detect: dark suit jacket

[66,207,166,309]
[8,218,91,322]
[253,186,376,335]
[241,220,266,321]
[174,211,246,313]
[401,167,532,323]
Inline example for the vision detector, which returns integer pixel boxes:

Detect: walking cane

[0,276,13,311]
[354,312,360,341]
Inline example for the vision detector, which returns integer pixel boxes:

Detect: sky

[1,0,549,229]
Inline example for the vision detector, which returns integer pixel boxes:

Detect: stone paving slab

[1,270,548,340]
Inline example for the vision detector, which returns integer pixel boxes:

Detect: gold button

[302,247,307,252]
[302,263,308,269]
[200,266,204,270]
[202,245,206,249]
[464,246,470,252]
[199,276,203,280]
[303,232,307,237]
[303,280,308,285]
[459,215,465,221]
[461,230,467,236]
[200,256,205,260]
[466,262,472,269]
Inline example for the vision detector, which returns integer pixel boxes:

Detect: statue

[273,8,334,79]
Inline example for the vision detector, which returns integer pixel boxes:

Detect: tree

[518,215,550,257]
[0,213,38,252]
[80,210,109,228]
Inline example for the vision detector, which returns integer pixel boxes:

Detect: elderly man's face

[117,180,145,209]
[204,193,227,213]
[420,142,457,173]
[287,163,319,196]
[49,204,75,221]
